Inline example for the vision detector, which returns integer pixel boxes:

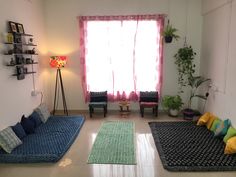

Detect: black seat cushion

[90,91,107,102]
[139,91,158,102]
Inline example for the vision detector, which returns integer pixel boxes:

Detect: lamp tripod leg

[52,69,59,115]
[58,69,68,115]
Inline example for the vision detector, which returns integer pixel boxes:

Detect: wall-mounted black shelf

[4,53,38,56]
[12,71,36,76]
[4,28,38,80]
[6,62,38,67]
[4,42,37,47]
[8,32,33,37]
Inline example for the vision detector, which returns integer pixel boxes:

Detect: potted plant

[162,24,180,43]
[162,95,183,117]
[183,76,210,119]
[174,45,211,119]
[174,45,196,93]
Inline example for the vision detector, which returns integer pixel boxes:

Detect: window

[79,15,164,101]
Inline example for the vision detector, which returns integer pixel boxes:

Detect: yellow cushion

[206,114,217,130]
[197,112,211,126]
[223,126,236,143]
[224,136,236,154]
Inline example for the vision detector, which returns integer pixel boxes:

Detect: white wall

[43,0,202,110]
[200,0,236,126]
[0,0,48,130]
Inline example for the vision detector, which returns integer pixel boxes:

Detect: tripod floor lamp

[50,56,68,115]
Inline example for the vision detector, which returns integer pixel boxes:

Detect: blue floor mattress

[0,115,85,163]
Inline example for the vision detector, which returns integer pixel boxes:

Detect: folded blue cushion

[11,123,26,139]
[29,111,42,128]
[20,115,35,134]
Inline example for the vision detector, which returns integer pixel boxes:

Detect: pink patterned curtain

[78,15,164,102]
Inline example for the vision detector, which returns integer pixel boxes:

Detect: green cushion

[210,118,221,132]
[223,126,236,143]
[214,119,231,138]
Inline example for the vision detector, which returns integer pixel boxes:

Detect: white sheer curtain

[79,15,164,101]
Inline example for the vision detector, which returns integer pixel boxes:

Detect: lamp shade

[50,56,67,68]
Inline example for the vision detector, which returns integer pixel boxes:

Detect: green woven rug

[88,121,136,165]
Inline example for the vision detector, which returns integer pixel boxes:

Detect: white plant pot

[169,109,179,117]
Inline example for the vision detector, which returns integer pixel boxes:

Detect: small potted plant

[162,95,183,117]
[183,76,211,119]
[162,24,180,43]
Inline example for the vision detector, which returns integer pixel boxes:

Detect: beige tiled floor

[0,111,235,177]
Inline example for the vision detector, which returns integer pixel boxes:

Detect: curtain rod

[77,14,168,19]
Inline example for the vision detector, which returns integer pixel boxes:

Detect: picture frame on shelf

[17,74,25,80]
[23,67,28,74]
[4,33,14,43]
[16,56,24,64]
[14,45,23,54]
[16,66,24,75]
[16,23,25,34]
[16,66,25,80]
[8,21,17,33]
[14,34,22,43]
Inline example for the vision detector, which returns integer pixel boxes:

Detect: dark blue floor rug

[0,115,85,163]
[149,121,236,171]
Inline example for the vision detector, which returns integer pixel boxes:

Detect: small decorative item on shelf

[25,50,30,54]
[23,67,28,74]
[7,49,13,55]
[31,48,36,54]
[17,74,25,80]
[26,58,33,64]
[10,58,15,66]
[14,45,23,54]
[25,48,36,54]
[28,38,33,44]
[13,32,22,43]
[16,56,24,64]
[16,66,25,80]
[4,33,14,43]
[16,66,24,74]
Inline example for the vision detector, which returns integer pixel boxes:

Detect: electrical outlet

[31,90,40,96]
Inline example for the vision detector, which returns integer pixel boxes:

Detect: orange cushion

[197,112,211,126]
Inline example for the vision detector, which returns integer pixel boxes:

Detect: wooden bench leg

[155,105,158,117]
[104,105,107,117]
[89,106,93,118]
[140,106,144,117]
